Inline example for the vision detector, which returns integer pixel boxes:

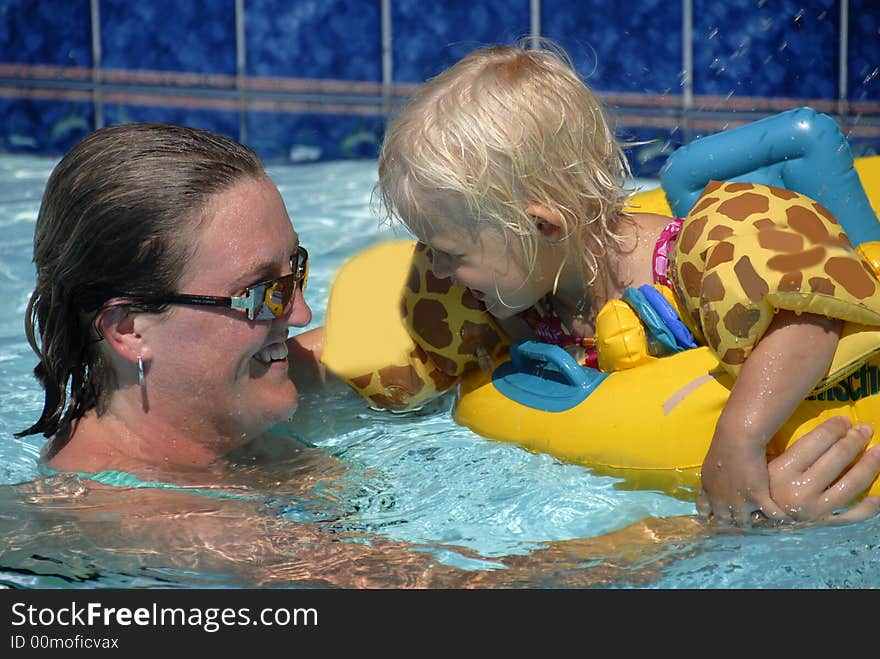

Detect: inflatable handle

[512,341,591,388]
[492,341,609,412]
[661,107,880,246]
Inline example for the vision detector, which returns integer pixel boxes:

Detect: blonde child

[376,43,877,527]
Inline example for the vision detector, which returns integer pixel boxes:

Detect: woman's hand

[765,416,880,526]
[698,416,880,528]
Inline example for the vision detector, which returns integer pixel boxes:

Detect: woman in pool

[11,122,879,588]
[22,122,319,477]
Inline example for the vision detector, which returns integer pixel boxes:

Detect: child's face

[421,221,559,320]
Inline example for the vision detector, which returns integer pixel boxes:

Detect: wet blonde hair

[377,41,633,296]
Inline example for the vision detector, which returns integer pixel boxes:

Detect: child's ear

[526,204,564,237]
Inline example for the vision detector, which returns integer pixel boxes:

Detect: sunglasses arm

[228,289,259,319]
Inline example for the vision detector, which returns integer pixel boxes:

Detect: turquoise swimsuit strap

[38,465,254,501]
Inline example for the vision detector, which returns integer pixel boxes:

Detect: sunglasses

[157,246,308,321]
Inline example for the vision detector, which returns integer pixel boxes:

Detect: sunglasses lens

[296,246,309,294]
[249,247,308,320]
[300,259,309,293]
[252,275,295,320]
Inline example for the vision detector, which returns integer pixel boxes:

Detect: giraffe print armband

[322,241,508,413]
[401,243,509,378]
[668,180,880,379]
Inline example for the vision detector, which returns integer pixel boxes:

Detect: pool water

[1,155,878,589]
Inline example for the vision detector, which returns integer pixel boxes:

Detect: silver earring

[137,355,145,386]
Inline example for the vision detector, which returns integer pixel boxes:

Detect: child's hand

[696,312,845,527]
[697,436,793,527]
[765,417,880,525]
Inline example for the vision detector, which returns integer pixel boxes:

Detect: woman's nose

[285,288,312,327]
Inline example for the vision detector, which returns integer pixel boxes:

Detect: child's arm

[698,310,843,526]
[287,327,340,391]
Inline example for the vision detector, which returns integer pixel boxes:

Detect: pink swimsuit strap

[653,217,684,286]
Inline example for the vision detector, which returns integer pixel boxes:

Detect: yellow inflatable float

[321,107,880,498]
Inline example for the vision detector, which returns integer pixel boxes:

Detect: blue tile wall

[1,98,94,151]
[101,0,236,74]
[541,0,686,176]
[101,104,240,142]
[623,127,687,179]
[850,0,880,103]
[1,0,878,177]
[693,0,838,100]
[543,0,682,95]
[245,112,386,162]
[392,0,530,82]
[247,0,382,80]
[0,0,91,66]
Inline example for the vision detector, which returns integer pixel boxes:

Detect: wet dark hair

[17,122,265,440]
